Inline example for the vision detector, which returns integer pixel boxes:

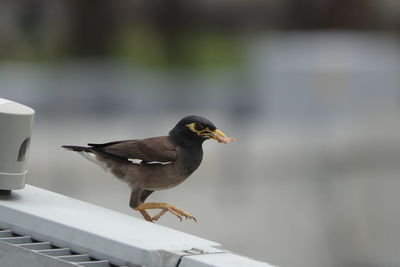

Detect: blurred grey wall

[1,2,400,267]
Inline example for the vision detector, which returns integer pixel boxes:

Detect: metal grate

[0,228,128,267]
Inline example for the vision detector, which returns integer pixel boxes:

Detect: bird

[62,115,236,222]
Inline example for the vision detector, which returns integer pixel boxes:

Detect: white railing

[0,185,275,267]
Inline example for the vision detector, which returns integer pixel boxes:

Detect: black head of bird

[63,115,235,222]
[169,115,228,146]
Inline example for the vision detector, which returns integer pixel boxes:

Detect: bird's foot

[155,204,197,222]
[136,202,197,222]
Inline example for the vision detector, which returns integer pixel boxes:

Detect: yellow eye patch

[186,123,210,135]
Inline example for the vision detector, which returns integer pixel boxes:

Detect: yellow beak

[210,129,227,140]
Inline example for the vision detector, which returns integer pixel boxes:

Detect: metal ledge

[0,185,274,267]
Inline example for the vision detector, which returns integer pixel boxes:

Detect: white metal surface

[0,241,79,267]
[0,227,129,267]
[0,185,275,267]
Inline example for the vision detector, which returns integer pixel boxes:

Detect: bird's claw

[164,206,197,222]
[136,202,197,222]
[154,207,197,222]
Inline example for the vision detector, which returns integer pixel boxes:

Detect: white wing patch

[147,161,173,165]
[78,152,172,168]
[128,159,142,165]
[128,158,172,165]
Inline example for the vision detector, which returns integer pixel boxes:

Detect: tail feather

[87,140,126,148]
[62,145,92,152]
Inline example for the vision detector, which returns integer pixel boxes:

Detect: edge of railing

[0,184,275,267]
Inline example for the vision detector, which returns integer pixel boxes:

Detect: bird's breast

[177,145,203,175]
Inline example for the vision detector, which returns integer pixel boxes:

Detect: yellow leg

[136,202,197,222]
[138,209,153,222]
[152,209,168,222]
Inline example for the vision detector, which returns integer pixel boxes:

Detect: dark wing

[88,136,177,163]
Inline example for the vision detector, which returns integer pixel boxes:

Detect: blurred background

[1,1,400,266]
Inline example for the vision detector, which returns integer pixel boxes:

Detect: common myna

[63,115,235,222]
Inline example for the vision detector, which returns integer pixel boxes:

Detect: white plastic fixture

[0,98,35,190]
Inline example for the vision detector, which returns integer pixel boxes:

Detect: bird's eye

[194,123,204,131]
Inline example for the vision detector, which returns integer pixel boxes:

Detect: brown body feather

[89,136,177,163]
